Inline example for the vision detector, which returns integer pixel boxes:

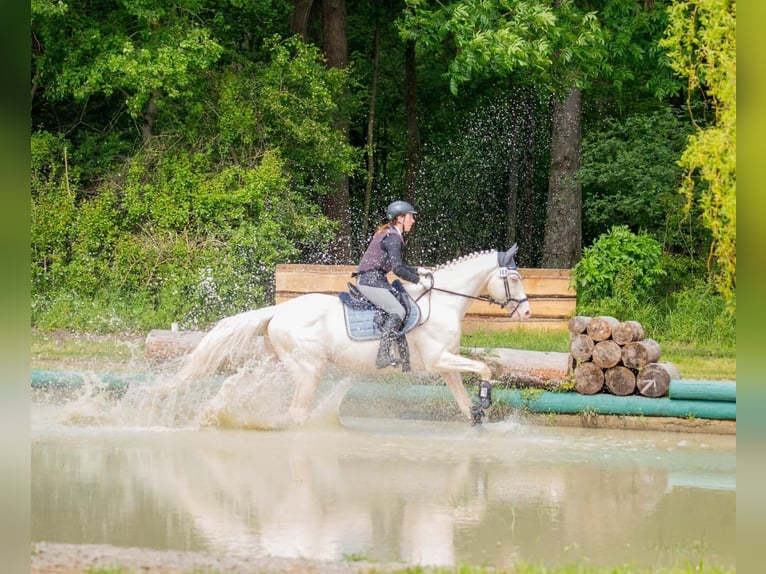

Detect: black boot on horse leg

[376,314,402,369]
[396,335,411,372]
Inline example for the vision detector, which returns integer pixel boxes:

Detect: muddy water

[31,393,735,571]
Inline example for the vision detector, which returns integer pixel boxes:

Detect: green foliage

[31,143,337,331]
[656,279,735,349]
[573,225,665,305]
[660,0,736,304]
[579,108,700,247]
[401,0,605,95]
[32,1,224,116]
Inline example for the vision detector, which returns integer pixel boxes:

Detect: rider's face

[401,212,415,232]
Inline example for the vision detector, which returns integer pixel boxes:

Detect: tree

[289,0,353,262]
[660,0,736,303]
[32,0,224,142]
[401,0,604,266]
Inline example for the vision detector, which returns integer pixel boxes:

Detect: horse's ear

[498,243,519,269]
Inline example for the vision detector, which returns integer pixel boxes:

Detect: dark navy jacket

[357,226,420,288]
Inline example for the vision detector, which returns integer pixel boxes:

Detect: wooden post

[145,329,206,360]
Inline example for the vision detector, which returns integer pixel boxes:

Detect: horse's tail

[176,306,276,382]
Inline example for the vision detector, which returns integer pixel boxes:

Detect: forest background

[30,0,735,353]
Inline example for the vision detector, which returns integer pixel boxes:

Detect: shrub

[573,225,665,306]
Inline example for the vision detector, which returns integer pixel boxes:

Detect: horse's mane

[434,249,496,271]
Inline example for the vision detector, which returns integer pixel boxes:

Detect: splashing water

[55,357,355,432]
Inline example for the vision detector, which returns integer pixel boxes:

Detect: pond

[31,375,735,571]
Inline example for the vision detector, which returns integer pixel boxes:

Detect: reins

[414,268,528,325]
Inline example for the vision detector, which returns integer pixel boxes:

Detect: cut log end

[605,366,637,396]
[636,362,679,398]
[586,315,620,342]
[574,361,605,395]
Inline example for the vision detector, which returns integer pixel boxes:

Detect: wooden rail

[275,264,576,332]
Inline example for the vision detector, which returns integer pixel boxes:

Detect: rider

[356,200,430,368]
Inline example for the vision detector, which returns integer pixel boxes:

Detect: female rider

[356,200,430,368]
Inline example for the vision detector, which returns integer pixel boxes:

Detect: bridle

[415,267,529,323]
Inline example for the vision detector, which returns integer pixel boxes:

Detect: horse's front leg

[431,352,493,423]
[440,372,475,422]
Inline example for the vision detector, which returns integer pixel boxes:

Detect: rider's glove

[417,268,433,288]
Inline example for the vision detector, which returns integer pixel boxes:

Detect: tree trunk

[542,86,582,268]
[320,0,351,263]
[141,90,161,142]
[361,25,381,245]
[290,0,315,39]
[404,39,419,203]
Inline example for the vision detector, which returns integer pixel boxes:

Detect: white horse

[176,245,531,425]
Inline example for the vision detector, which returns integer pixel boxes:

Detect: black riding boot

[376,314,402,369]
[396,335,411,372]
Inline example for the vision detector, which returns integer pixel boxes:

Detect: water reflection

[31,405,735,570]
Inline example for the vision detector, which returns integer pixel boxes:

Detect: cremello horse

[177,245,531,424]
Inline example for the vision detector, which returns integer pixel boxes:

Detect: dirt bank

[31,542,419,574]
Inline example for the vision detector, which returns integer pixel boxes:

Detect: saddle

[339,280,421,342]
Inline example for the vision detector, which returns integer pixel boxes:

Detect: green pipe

[31,370,736,421]
[31,369,147,390]
[344,383,736,421]
[669,379,736,402]
[493,388,735,420]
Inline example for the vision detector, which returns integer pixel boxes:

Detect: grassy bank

[31,327,735,381]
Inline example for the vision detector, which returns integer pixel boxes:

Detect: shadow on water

[31,365,736,570]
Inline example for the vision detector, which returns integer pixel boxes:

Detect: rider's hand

[417,268,433,288]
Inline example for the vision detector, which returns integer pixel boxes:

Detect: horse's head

[486,244,532,319]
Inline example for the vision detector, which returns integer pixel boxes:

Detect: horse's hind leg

[283,358,324,425]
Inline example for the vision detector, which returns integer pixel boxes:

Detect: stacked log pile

[568,316,680,397]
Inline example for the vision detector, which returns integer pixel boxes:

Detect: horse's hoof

[470,405,485,425]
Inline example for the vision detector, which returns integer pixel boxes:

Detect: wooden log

[145,329,207,360]
[621,339,662,369]
[586,315,620,341]
[637,362,680,398]
[605,366,637,396]
[591,340,622,369]
[569,334,595,361]
[568,315,591,335]
[574,361,605,395]
[612,320,645,345]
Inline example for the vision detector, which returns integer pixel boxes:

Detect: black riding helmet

[386,200,417,221]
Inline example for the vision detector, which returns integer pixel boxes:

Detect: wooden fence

[275,264,576,332]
